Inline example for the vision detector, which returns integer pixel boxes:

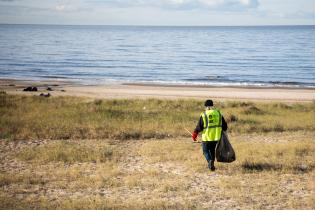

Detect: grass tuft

[225,113,238,123]
[242,160,283,172]
[16,141,119,163]
[242,106,265,115]
[292,163,315,173]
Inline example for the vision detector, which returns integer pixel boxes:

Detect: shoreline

[123,82,315,90]
[2,78,315,90]
[1,78,315,102]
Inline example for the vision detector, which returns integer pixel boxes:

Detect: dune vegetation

[0,91,315,209]
[1,91,314,140]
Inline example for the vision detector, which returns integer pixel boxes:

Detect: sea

[0,24,315,88]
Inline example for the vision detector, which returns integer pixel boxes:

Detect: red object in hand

[192,131,198,141]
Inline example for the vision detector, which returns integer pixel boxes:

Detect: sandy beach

[1,79,315,102]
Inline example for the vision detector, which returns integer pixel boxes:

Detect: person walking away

[192,99,228,171]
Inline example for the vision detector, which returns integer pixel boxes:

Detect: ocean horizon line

[1,23,315,28]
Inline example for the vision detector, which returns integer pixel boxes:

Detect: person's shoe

[210,160,215,171]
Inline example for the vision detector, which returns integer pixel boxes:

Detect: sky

[0,0,314,26]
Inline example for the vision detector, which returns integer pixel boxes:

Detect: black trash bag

[215,131,236,163]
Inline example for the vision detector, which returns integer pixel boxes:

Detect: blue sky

[0,0,314,25]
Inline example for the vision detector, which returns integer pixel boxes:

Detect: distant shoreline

[1,78,315,90]
[122,82,315,90]
[1,78,315,102]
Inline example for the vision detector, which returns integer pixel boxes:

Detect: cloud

[54,4,82,12]
[0,3,86,16]
[92,0,259,11]
[55,5,66,11]
[274,11,315,20]
[0,0,260,15]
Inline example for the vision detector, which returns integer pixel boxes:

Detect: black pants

[202,141,218,163]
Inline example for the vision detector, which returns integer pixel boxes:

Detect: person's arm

[194,116,204,133]
[192,116,203,141]
[222,116,228,131]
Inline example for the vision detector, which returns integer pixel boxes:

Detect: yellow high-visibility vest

[201,109,222,141]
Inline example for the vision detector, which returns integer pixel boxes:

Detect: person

[192,99,227,171]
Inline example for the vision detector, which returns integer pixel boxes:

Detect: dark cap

[204,99,213,107]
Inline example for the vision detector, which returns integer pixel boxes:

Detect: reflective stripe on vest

[201,109,222,141]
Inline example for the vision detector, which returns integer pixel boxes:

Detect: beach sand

[1,79,315,102]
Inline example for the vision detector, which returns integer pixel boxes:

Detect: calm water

[0,24,315,87]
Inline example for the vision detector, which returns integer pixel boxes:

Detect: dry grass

[1,93,315,209]
[1,92,315,140]
[139,137,315,174]
[0,194,202,210]
[16,141,119,163]
[1,134,314,209]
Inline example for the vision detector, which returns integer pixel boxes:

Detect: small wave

[182,76,315,88]
[130,80,315,88]
[38,75,71,79]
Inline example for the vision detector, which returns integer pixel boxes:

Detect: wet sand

[1,79,315,102]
